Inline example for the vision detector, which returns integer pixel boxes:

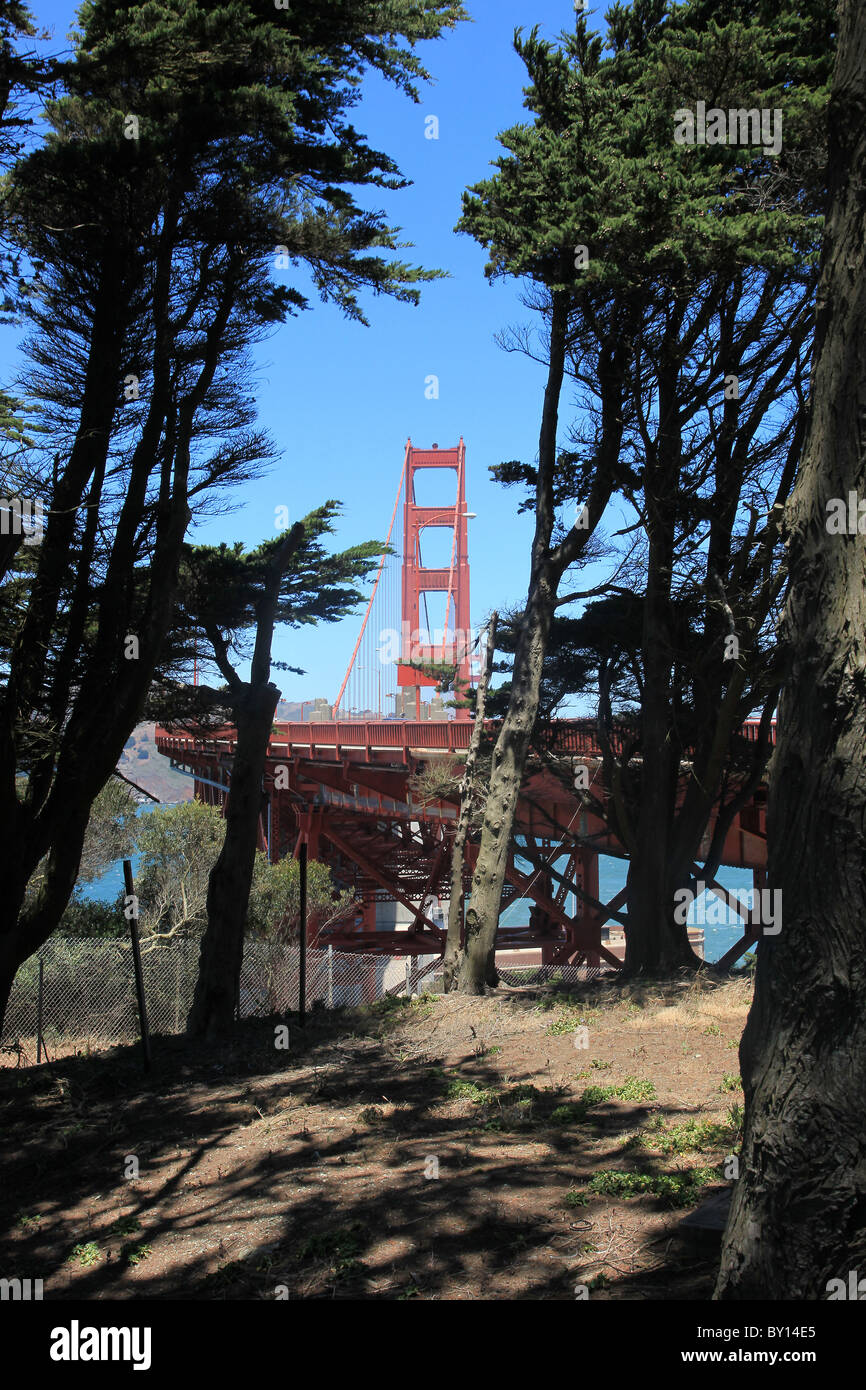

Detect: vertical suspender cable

[334,444,409,718]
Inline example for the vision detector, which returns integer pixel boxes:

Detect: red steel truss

[155,717,775,970]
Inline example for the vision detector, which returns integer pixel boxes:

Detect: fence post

[327,945,334,1010]
[123,859,151,1075]
[36,955,44,1064]
[405,957,412,998]
[298,841,307,1027]
[174,953,181,1034]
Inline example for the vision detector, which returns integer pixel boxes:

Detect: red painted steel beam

[517,843,629,928]
[322,823,446,940]
[713,932,759,971]
[547,885,629,965]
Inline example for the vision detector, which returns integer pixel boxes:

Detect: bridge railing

[274,717,776,754]
[740,718,777,744]
[155,716,776,759]
[275,720,474,750]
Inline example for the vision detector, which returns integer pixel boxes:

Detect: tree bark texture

[716,0,866,1298]
[443,613,498,990]
[186,681,280,1039]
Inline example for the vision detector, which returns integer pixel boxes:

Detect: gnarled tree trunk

[187,525,304,1038]
[455,292,570,993]
[442,612,498,990]
[455,584,558,993]
[454,286,625,992]
[716,0,866,1297]
[186,680,280,1039]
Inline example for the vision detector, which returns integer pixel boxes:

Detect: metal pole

[36,956,44,1064]
[123,859,151,1074]
[327,945,334,1009]
[298,841,307,1027]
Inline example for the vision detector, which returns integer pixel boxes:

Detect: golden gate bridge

[156,439,772,972]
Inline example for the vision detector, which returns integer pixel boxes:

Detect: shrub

[58,894,126,939]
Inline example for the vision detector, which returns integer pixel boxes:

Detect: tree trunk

[452,290,573,994]
[0,801,94,1038]
[625,671,700,973]
[186,522,304,1039]
[625,856,700,974]
[716,0,866,1298]
[456,578,555,993]
[186,681,279,1038]
[0,927,26,1042]
[443,613,498,990]
[623,336,701,976]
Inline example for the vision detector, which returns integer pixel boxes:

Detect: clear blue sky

[5,0,605,707]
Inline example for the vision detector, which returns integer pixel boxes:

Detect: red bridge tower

[397,438,473,720]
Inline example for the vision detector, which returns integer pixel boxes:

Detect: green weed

[68,1241,100,1268]
[125,1243,152,1267]
[443,1075,497,1104]
[299,1222,368,1280]
[108,1215,141,1237]
[550,1103,586,1126]
[587,1166,716,1208]
[572,1075,657,1118]
[656,1117,736,1155]
[615,1076,657,1103]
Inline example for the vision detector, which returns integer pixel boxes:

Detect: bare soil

[0,973,751,1300]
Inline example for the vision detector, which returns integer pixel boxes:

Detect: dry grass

[615,973,753,1030]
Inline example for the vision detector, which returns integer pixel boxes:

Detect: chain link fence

[1,936,441,1063]
[1,936,611,1065]
[496,963,612,987]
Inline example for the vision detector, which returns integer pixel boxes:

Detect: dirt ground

[0,972,752,1300]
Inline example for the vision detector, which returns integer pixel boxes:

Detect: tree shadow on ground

[0,994,729,1301]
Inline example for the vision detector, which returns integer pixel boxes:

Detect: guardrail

[155,716,776,760]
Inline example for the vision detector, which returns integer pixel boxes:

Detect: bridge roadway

[155,717,774,971]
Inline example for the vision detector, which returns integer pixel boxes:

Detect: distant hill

[275,698,308,720]
[120,699,336,802]
[275,697,334,721]
[117,723,194,804]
